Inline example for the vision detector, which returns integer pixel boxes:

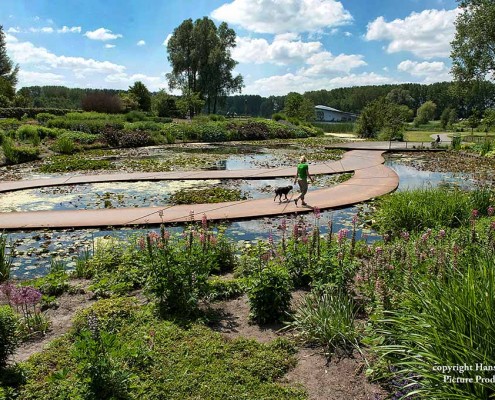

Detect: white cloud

[105,73,167,91]
[137,40,146,46]
[105,44,116,49]
[18,70,66,86]
[29,27,54,33]
[58,26,82,33]
[244,71,395,96]
[162,33,172,46]
[5,34,126,74]
[303,51,366,74]
[211,0,352,34]
[233,35,322,65]
[84,27,122,41]
[397,60,452,82]
[7,27,20,33]
[365,8,460,59]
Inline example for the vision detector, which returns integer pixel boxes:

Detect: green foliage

[39,155,114,173]
[0,305,18,368]
[72,298,139,335]
[272,112,286,121]
[58,131,101,145]
[81,92,123,114]
[19,315,304,400]
[247,261,292,324]
[2,137,40,164]
[167,17,243,115]
[30,259,70,297]
[170,187,247,205]
[374,187,493,233]
[35,112,57,123]
[128,81,151,112]
[413,100,437,126]
[0,234,12,283]
[47,118,124,134]
[374,253,495,399]
[0,107,72,119]
[0,26,19,100]
[288,289,358,354]
[151,90,179,118]
[356,97,411,139]
[451,0,495,82]
[102,126,154,148]
[143,228,215,316]
[284,92,315,122]
[206,276,245,301]
[54,136,77,154]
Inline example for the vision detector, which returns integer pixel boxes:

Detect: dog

[274,185,293,202]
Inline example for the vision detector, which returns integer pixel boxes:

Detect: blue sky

[1,0,459,96]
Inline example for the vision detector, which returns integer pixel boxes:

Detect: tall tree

[166,17,243,116]
[284,92,314,121]
[128,81,151,111]
[451,0,495,82]
[0,25,19,101]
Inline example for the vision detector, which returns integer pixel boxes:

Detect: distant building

[314,105,357,122]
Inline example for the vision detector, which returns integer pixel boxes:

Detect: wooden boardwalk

[0,150,398,230]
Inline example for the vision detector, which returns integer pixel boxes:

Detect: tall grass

[376,253,495,399]
[375,187,493,233]
[0,234,12,282]
[287,289,358,355]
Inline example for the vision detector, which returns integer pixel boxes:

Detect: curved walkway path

[0,150,398,230]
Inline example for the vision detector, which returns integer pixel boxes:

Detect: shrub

[119,130,153,148]
[47,119,124,134]
[72,297,139,335]
[124,120,163,131]
[54,136,77,154]
[0,305,18,368]
[272,113,286,121]
[0,108,71,120]
[35,113,57,123]
[247,263,292,324]
[2,138,40,164]
[206,276,245,301]
[287,289,358,355]
[58,131,101,145]
[124,110,147,122]
[81,92,123,114]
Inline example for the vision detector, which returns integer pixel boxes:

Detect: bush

[72,297,139,335]
[47,119,124,134]
[0,108,72,120]
[247,264,292,324]
[58,131,101,145]
[272,113,286,121]
[206,276,245,301]
[124,120,164,131]
[124,110,147,122]
[0,305,19,368]
[2,137,40,164]
[35,113,57,123]
[81,92,123,114]
[54,136,77,154]
[287,289,358,354]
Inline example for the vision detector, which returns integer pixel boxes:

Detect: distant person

[294,155,314,206]
[436,135,441,143]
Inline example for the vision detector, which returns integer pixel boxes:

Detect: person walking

[294,155,314,206]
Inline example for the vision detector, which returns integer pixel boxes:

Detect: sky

[1,0,460,97]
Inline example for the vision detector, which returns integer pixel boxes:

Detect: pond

[2,152,479,279]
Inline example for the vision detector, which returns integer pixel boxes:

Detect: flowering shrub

[0,305,18,368]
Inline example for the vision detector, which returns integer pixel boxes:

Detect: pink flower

[471,209,479,219]
[138,237,146,250]
[488,206,494,217]
[199,233,205,244]
[280,218,287,232]
[375,246,383,254]
[313,207,321,220]
[352,214,358,224]
[301,235,308,244]
[202,214,208,230]
[438,229,446,239]
[401,231,410,241]
[11,286,42,306]
[337,228,348,243]
[268,231,274,247]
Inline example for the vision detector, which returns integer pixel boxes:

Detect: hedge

[0,108,74,119]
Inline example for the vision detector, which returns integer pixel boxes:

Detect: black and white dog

[274,185,293,202]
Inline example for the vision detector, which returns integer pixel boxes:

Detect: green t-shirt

[297,163,309,180]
